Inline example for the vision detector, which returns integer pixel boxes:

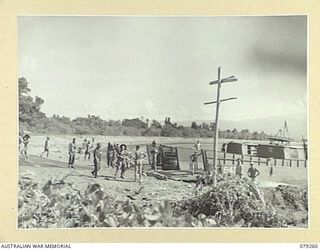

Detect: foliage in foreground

[18,176,207,228]
[178,178,308,227]
[18,176,308,228]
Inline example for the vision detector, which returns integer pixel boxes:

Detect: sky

[18,16,307,125]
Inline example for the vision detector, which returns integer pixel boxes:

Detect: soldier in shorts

[190,151,201,175]
[21,134,30,160]
[133,145,147,183]
[247,163,260,182]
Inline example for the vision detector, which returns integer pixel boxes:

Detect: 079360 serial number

[300,244,318,248]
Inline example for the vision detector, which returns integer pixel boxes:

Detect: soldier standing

[114,144,128,179]
[151,149,158,170]
[21,134,30,161]
[268,158,274,177]
[133,145,147,183]
[68,138,76,168]
[247,162,260,182]
[91,143,102,178]
[235,158,243,178]
[190,151,201,175]
[84,141,92,160]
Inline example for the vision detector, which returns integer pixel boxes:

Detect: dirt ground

[19,155,212,207]
[19,135,308,208]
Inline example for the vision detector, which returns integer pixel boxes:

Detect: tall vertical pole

[212,67,221,187]
[205,67,237,186]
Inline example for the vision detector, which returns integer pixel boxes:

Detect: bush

[18,175,307,228]
[178,178,308,227]
[18,176,209,228]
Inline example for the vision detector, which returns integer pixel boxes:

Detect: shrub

[18,176,207,228]
[18,175,308,228]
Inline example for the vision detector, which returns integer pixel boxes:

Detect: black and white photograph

[18,15,308,228]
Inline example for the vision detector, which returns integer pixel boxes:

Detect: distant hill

[176,113,307,140]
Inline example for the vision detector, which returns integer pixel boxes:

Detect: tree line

[19,77,269,140]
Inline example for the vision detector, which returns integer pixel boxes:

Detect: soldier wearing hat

[114,144,128,179]
[190,151,201,175]
[21,134,30,160]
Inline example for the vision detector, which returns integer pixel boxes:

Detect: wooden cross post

[212,67,221,187]
[204,67,238,186]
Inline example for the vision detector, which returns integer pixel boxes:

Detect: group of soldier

[19,132,50,161]
[20,134,265,186]
[19,133,149,183]
[68,137,148,183]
